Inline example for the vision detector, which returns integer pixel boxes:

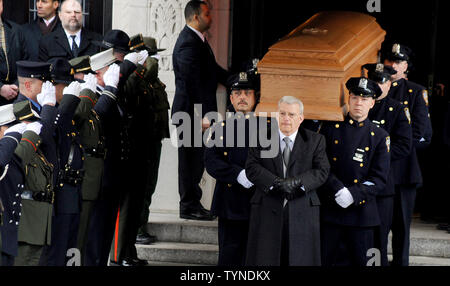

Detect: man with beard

[38,0,101,62]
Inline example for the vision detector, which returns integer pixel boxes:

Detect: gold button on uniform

[360,163,364,167]
[389,107,394,111]
[267,119,271,123]
[223,152,228,156]
[393,82,398,87]
[354,179,358,183]
[380,120,385,124]
[409,89,413,93]
[227,184,232,187]
[404,101,408,105]
[335,124,340,128]
[221,122,225,127]
[349,119,354,124]
[371,132,375,136]
[220,136,223,140]
[333,157,337,161]
[334,140,339,144]
[365,147,369,151]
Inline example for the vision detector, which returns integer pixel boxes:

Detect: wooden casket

[256,11,386,121]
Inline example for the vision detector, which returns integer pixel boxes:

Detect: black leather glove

[280,177,305,200]
[264,177,284,196]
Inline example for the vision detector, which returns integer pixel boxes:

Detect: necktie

[283,137,291,169]
[71,35,79,57]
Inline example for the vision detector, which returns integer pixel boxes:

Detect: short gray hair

[60,0,82,11]
[278,96,304,115]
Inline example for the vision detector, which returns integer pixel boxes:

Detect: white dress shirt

[187,25,205,42]
[64,29,81,50]
[43,16,56,26]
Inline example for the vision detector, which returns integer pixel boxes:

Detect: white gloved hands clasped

[237,169,254,189]
[25,121,43,135]
[4,123,27,135]
[335,187,354,208]
[103,64,120,89]
[37,81,56,106]
[63,81,82,97]
[137,50,149,65]
[80,73,97,93]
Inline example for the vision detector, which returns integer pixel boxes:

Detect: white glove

[25,121,43,135]
[63,81,82,97]
[103,63,120,88]
[37,81,56,106]
[4,123,27,135]
[335,187,354,208]
[124,52,139,65]
[237,169,254,189]
[137,50,149,65]
[80,73,97,93]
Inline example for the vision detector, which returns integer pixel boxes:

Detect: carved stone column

[112,0,231,214]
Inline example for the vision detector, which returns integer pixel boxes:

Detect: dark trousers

[84,192,120,266]
[42,213,80,266]
[1,252,14,266]
[391,185,416,266]
[375,195,394,266]
[14,242,44,266]
[217,217,249,266]
[77,200,95,265]
[177,145,205,212]
[321,222,374,266]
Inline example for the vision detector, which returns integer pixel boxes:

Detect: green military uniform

[110,37,170,263]
[73,87,105,263]
[14,130,54,266]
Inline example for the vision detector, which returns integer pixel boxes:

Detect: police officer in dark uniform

[42,58,85,266]
[383,43,431,266]
[319,77,391,266]
[204,71,259,266]
[363,63,413,266]
[0,110,28,266]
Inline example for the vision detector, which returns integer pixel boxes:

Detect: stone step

[389,255,450,266]
[144,213,218,245]
[136,242,218,265]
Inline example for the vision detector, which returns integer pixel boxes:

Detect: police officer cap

[69,56,93,74]
[384,43,412,62]
[230,72,256,91]
[48,58,84,84]
[93,29,130,54]
[345,77,382,98]
[16,61,52,81]
[362,63,397,84]
[0,101,40,126]
[90,48,118,72]
[129,33,166,55]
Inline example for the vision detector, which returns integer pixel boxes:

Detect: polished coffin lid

[256,11,386,121]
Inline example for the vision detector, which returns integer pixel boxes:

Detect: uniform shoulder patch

[386,136,390,153]
[422,90,429,106]
[404,107,411,124]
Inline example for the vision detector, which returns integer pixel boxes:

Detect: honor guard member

[0,102,37,266]
[363,63,413,266]
[109,35,169,267]
[68,56,107,265]
[383,43,432,266]
[83,49,140,266]
[319,77,391,266]
[204,71,259,266]
[39,58,85,266]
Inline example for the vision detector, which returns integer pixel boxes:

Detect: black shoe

[117,258,148,266]
[136,233,157,245]
[180,209,214,221]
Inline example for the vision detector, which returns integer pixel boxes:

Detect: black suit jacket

[22,17,62,61]
[38,26,102,62]
[171,25,230,120]
[0,18,29,106]
[245,126,330,266]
